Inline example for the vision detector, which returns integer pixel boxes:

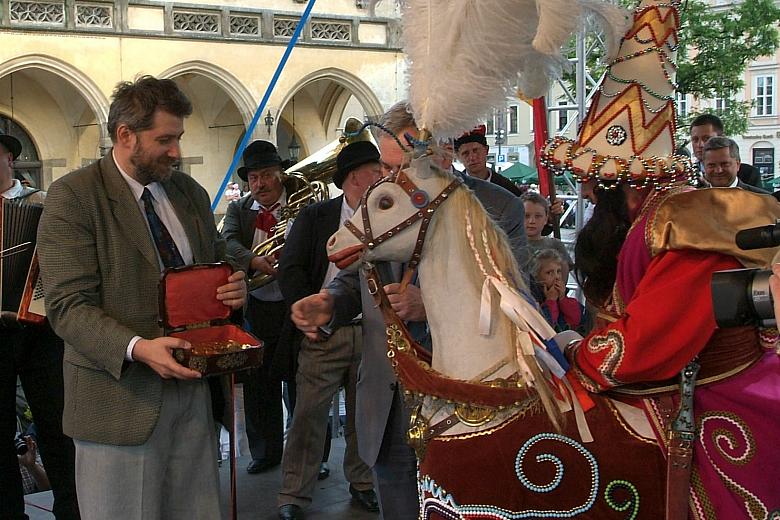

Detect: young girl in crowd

[521,192,573,277]
[530,249,588,334]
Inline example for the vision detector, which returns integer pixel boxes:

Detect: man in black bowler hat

[222,140,297,474]
[275,140,382,520]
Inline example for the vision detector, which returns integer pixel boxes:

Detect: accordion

[1,197,46,324]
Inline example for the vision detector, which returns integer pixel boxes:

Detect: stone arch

[159,61,257,126]
[278,67,384,126]
[0,54,110,145]
[274,68,384,161]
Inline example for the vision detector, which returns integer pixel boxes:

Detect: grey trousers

[74,379,221,520]
[278,324,373,508]
[373,388,419,520]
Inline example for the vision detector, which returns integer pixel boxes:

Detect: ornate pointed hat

[542,0,693,188]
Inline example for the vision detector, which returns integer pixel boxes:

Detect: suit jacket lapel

[162,178,203,262]
[316,196,345,278]
[101,154,160,270]
[241,196,257,247]
[323,196,343,236]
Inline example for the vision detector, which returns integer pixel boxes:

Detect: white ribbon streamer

[479,276,557,340]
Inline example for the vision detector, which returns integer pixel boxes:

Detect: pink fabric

[545,298,582,329]
[690,351,780,516]
[615,215,652,305]
[545,299,561,323]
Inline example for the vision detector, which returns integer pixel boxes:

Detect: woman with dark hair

[573,185,629,308]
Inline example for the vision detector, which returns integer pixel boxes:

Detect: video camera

[711,221,779,328]
[14,434,28,456]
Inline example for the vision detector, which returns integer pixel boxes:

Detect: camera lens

[15,435,28,456]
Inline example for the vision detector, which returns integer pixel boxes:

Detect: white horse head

[329,156,541,382]
[327,155,457,272]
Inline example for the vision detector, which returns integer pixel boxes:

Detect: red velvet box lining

[161,263,233,329]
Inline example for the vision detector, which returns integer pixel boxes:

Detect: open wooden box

[159,262,263,376]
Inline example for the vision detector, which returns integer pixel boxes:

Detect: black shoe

[278,504,304,520]
[246,458,280,474]
[349,485,379,512]
[317,462,330,480]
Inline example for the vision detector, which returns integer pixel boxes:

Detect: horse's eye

[378,196,394,210]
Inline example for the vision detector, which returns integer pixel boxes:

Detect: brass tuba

[247,117,375,290]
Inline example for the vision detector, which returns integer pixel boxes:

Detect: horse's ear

[411,156,436,179]
[411,155,453,180]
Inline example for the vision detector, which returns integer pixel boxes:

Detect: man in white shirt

[37,76,247,520]
[702,137,770,194]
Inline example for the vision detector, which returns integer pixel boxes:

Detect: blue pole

[211,0,318,211]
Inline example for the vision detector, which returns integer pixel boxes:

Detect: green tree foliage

[563,0,780,136]
[676,0,780,135]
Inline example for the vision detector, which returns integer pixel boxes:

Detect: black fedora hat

[0,130,22,160]
[237,140,282,181]
[334,141,380,189]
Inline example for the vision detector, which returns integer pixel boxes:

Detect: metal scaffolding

[545,19,612,239]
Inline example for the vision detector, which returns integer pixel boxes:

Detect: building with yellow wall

[0,0,407,211]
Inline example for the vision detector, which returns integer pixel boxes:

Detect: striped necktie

[141,188,185,269]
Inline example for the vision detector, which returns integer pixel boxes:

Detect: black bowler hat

[334,141,380,189]
[237,140,282,181]
[0,130,22,160]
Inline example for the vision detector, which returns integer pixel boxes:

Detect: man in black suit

[276,141,382,520]
[690,113,763,188]
[454,125,523,196]
[702,137,770,194]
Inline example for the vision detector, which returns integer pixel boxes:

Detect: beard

[130,143,176,185]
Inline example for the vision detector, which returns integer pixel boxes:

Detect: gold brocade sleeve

[649,188,780,268]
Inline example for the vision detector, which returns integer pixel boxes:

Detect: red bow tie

[255,203,280,234]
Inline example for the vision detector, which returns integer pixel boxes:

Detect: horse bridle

[343,168,462,277]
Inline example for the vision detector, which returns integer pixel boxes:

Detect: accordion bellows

[1,197,46,324]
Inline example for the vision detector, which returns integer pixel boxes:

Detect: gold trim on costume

[610,358,761,396]
[649,188,780,268]
[431,398,542,443]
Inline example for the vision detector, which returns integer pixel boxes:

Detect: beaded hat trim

[541,0,693,189]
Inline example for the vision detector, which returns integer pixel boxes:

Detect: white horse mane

[414,162,572,431]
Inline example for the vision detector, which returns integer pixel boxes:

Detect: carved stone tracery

[9,0,65,24]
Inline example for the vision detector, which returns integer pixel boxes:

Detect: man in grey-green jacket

[37,76,246,520]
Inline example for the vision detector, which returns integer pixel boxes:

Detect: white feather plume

[579,0,633,62]
[402,0,630,139]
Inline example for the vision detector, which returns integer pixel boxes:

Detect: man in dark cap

[222,139,298,474]
[455,126,564,237]
[275,140,382,520]
[1,129,80,520]
[454,125,523,196]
